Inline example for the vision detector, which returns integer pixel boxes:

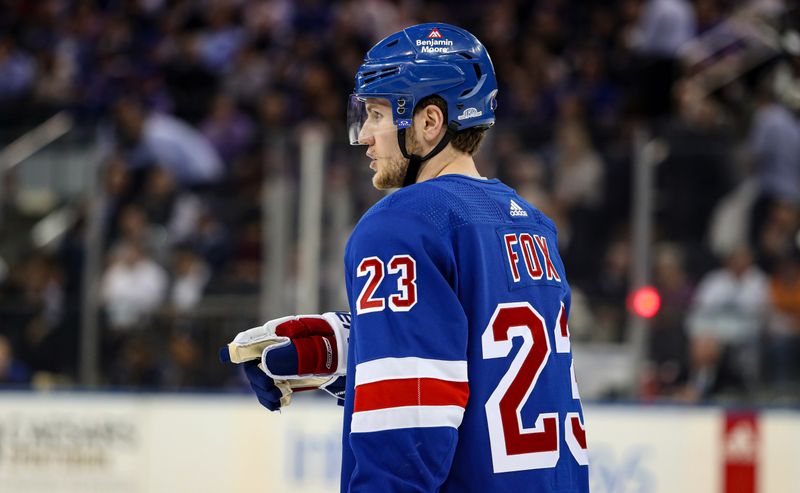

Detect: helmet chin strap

[397,123,458,187]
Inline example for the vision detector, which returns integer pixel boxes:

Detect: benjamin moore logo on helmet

[427,27,443,38]
[416,27,453,54]
[457,107,483,121]
[416,38,454,53]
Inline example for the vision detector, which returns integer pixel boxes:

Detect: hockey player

[223,23,589,492]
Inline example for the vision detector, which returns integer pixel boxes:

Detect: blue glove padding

[243,361,283,412]
[262,341,347,406]
[263,343,299,376]
[218,346,232,363]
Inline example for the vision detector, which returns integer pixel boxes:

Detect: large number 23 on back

[481,302,588,473]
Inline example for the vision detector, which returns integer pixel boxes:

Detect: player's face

[359,99,407,189]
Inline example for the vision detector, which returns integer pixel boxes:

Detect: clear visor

[347,94,410,145]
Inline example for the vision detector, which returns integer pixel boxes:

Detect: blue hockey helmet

[347,23,498,186]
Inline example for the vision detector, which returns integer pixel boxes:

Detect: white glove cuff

[321,312,350,376]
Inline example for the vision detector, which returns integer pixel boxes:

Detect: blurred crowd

[0,0,799,404]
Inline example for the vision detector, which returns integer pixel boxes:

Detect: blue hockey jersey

[341,175,589,492]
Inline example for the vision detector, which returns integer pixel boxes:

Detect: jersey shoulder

[358,179,495,236]
[511,194,558,235]
[359,176,559,236]
[351,176,559,255]
[345,183,457,269]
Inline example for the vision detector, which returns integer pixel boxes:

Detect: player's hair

[414,95,488,155]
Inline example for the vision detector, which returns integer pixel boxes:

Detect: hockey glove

[220,312,350,410]
[242,360,284,411]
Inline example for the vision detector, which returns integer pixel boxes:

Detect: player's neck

[416,146,483,183]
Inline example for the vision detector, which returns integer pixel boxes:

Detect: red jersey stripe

[354,378,469,413]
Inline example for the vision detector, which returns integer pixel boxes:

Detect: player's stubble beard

[372,129,422,190]
[372,155,407,189]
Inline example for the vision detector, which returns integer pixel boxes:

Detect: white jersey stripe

[355,357,468,386]
[351,405,465,433]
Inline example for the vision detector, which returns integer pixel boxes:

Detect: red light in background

[629,286,661,318]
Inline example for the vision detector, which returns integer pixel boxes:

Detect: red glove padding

[260,312,350,380]
[268,317,339,376]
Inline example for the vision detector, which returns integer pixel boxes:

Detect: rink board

[0,392,797,493]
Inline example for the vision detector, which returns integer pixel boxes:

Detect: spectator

[164,331,214,389]
[109,334,164,388]
[765,252,800,390]
[32,49,76,105]
[0,252,64,345]
[187,211,231,275]
[0,334,31,386]
[113,98,225,185]
[197,4,247,74]
[200,92,256,164]
[0,37,36,100]
[648,244,693,397]
[506,152,553,219]
[138,167,204,245]
[158,31,220,123]
[756,200,799,272]
[552,120,605,211]
[747,82,800,247]
[629,0,696,57]
[100,241,168,330]
[103,154,134,216]
[539,119,607,279]
[214,216,262,294]
[585,239,630,342]
[114,204,170,264]
[685,245,768,399]
[170,246,210,313]
[223,43,272,107]
[628,0,696,118]
[567,43,620,126]
[708,178,759,260]
[660,78,735,246]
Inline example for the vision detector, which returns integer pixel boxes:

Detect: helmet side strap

[397,123,458,187]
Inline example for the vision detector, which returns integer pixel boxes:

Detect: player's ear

[418,103,445,144]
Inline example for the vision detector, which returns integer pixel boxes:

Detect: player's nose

[358,126,374,146]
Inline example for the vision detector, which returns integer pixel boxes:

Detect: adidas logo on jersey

[509,199,528,217]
